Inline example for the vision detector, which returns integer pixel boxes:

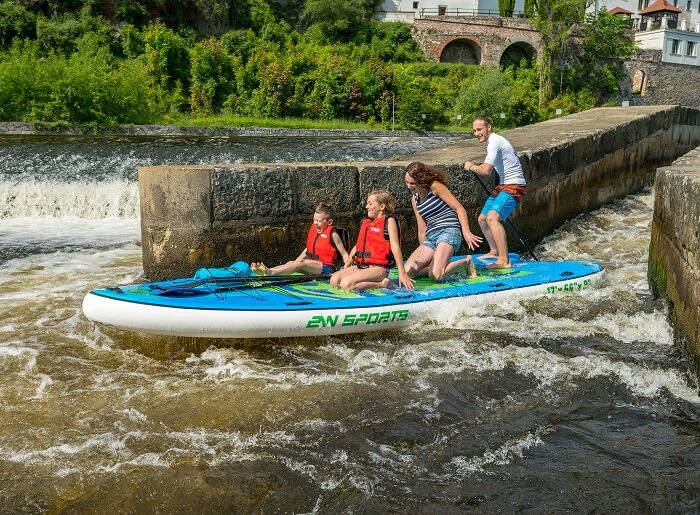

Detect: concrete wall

[648,147,700,375]
[139,105,700,282]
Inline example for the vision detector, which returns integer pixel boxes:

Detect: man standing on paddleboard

[464,115,527,269]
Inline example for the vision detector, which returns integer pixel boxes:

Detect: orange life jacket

[305,225,339,267]
[354,217,396,267]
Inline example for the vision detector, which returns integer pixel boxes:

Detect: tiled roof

[609,6,634,14]
[638,0,683,15]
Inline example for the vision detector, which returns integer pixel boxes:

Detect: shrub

[0,1,36,48]
[190,38,236,113]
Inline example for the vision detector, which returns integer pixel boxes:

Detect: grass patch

[163,114,384,131]
[161,114,473,133]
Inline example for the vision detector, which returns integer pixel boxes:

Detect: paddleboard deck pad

[83,254,604,338]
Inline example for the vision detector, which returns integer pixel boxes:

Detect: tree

[528,0,584,106]
[499,0,515,17]
[302,0,381,41]
[575,10,636,102]
[0,1,36,48]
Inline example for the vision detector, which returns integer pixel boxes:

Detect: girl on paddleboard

[330,191,414,291]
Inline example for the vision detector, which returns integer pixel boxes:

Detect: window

[671,38,681,53]
[673,0,678,6]
[413,1,419,8]
[687,41,697,55]
[438,5,447,15]
[687,0,692,8]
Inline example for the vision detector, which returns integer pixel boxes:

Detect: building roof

[609,6,634,14]
[609,6,633,14]
[638,0,683,15]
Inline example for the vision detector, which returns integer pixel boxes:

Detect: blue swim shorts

[480,190,519,219]
[321,263,335,275]
[421,226,462,251]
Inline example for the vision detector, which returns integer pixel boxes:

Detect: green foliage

[0,1,36,48]
[393,64,447,130]
[35,9,114,55]
[349,21,424,63]
[541,89,595,119]
[302,0,380,42]
[524,0,536,18]
[0,0,635,129]
[0,40,158,125]
[573,10,636,102]
[118,22,144,58]
[142,22,190,91]
[221,28,257,61]
[189,37,236,113]
[452,65,539,128]
[116,0,149,28]
[36,14,82,53]
[529,0,585,105]
[499,0,515,17]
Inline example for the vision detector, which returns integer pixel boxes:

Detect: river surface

[0,135,698,513]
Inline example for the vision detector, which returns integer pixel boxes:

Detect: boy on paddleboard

[251,203,350,276]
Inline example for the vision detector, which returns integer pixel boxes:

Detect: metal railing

[419,8,526,17]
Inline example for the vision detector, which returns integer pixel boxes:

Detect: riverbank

[0,121,468,139]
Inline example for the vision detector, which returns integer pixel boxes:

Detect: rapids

[0,135,698,513]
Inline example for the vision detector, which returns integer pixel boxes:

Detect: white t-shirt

[484,133,526,186]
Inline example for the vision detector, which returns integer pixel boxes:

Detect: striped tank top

[415,191,460,236]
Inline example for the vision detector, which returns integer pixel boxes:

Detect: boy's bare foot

[481,251,498,259]
[251,262,269,275]
[485,261,512,269]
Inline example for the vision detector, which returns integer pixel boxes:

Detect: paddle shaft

[471,171,539,261]
[153,273,331,292]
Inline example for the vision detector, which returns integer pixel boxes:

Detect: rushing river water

[0,135,698,513]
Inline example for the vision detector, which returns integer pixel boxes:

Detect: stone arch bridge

[412,16,543,67]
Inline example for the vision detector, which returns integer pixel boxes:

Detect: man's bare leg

[478,214,498,258]
[486,212,512,269]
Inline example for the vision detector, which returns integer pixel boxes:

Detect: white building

[590,0,700,66]
[590,0,700,29]
[376,0,526,23]
[636,27,700,64]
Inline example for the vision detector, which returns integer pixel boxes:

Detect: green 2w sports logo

[306,309,409,328]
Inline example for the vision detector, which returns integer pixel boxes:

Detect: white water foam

[449,425,552,475]
[0,179,139,219]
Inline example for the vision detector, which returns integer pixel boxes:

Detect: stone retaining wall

[648,147,700,376]
[624,54,700,111]
[140,105,700,283]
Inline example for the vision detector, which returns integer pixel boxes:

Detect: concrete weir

[649,147,700,375]
[139,105,700,283]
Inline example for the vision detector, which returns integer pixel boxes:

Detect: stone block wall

[648,147,700,375]
[624,52,700,111]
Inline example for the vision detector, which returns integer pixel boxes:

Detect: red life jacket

[354,217,396,267]
[305,225,338,267]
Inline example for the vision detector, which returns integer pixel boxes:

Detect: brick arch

[412,17,543,67]
[439,37,482,65]
[499,38,538,67]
